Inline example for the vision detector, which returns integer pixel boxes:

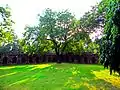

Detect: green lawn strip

[0,63,120,90]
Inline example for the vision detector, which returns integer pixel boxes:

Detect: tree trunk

[56,54,62,63]
[51,39,69,63]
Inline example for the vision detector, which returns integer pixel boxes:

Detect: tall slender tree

[98,0,120,75]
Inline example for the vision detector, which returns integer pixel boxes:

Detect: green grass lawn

[0,63,120,90]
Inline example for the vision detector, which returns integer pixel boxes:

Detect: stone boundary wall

[0,53,98,65]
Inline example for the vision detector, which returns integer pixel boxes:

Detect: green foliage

[64,38,99,55]
[80,5,103,33]
[20,26,53,55]
[64,40,86,54]
[38,9,76,53]
[0,5,15,53]
[99,0,120,74]
[86,42,100,54]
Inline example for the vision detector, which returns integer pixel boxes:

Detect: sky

[0,0,101,38]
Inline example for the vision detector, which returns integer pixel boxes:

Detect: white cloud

[0,0,101,38]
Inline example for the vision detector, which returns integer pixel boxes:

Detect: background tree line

[0,5,100,55]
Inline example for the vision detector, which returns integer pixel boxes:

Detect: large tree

[38,9,90,63]
[23,8,89,63]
